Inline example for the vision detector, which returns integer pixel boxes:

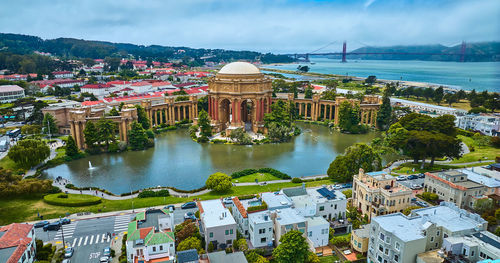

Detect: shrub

[57,194,68,198]
[237,194,256,200]
[230,168,291,180]
[138,189,170,198]
[206,172,232,193]
[43,193,102,207]
[247,201,268,213]
[291,177,302,183]
[421,192,438,202]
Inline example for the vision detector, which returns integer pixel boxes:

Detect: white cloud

[0,0,498,53]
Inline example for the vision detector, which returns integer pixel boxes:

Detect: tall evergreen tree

[198,110,212,140]
[42,113,57,135]
[83,121,99,148]
[376,90,392,130]
[65,136,80,158]
[128,121,149,150]
[338,101,360,132]
[135,105,150,129]
[96,118,117,149]
[433,86,444,105]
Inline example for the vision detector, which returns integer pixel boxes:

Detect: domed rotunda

[207,61,272,134]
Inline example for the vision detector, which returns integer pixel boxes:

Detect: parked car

[396,176,407,181]
[103,247,111,257]
[417,173,426,179]
[64,247,74,258]
[407,175,418,180]
[59,218,71,225]
[343,183,353,188]
[62,259,71,263]
[412,184,423,190]
[100,256,110,263]
[164,205,175,211]
[416,201,429,207]
[184,212,196,221]
[43,222,61,231]
[181,202,197,209]
[34,221,49,228]
[411,197,417,202]
[223,197,233,205]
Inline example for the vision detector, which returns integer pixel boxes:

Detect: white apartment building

[248,211,274,248]
[0,85,25,103]
[197,199,237,250]
[368,202,487,263]
[271,208,307,246]
[457,114,500,136]
[442,231,500,262]
[305,216,330,248]
[52,71,74,79]
[285,185,347,221]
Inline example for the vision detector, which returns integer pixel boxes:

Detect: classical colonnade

[141,96,198,127]
[207,96,271,128]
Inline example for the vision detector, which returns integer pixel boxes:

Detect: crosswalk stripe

[72,238,77,247]
[83,236,88,246]
[107,236,110,242]
[89,235,94,245]
[78,237,82,247]
[102,234,106,243]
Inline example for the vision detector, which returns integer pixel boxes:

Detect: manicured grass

[0,103,14,109]
[0,155,22,171]
[319,255,340,263]
[43,193,102,207]
[55,148,65,158]
[232,173,280,183]
[0,179,334,224]
[450,135,498,164]
[397,97,473,111]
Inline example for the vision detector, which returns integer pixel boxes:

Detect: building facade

[0,85,25,103]
[197,199,237,250]
[353,169,413,219]
[424,170,486,209]
[0,223,36,263]
[442,231,500,262]
[457,114,500,136]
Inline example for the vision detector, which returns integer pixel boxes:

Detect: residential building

[367,202,487,263]
[197,199,237,250]
[261,192,292,211]
[351,224,370,254]
[32,79,84,90]
[232,196,273,247]
[0,223,36,263]
[271,208,307,246]
[176,249,199,263]
[207,251,248,263]
[390,97,465,116]
[459,168,500,196]
[131,81,153,93]
[424,170,487,209]
[126,209,176,263]
[284,184,347,220]
[457,114,500,136]
[0,85,25,103]
[442,231,500,262]
[353,169,413,219]
[248,211,274,248]
[80,84,115,97]
[52,71,74,79]
[305,216,329,248]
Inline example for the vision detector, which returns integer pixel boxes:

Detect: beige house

[353,169,413,219]
[424,170,486,209]
[351,224,370,254]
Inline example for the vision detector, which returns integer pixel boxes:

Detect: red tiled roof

[131,81,151,86]
[425,172,468,191]
[52,71,72,75]
[151,81,171,87]
[82,84,112,89]
[173,82,196,88]
[81,100,104,106]
[107,80,130,85]
[121,88,133,91]
[0,223,34,263]
[139,227,153,239]
[232,197,247,218]
[312,85,324,90]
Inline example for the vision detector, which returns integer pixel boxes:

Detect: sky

[0,0,498,53]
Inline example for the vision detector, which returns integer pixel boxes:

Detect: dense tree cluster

[0,168,53,197]
[327,143,382,182]
[272,230,315,263]
[8,139,50,169]
[205,172,232,193]
[197,110,212,142]
[128,121,154,150]
[264,100,298,142]
[337,101,368,134]
[83,118,118,151]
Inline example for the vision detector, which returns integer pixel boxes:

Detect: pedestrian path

[54,222,77,240]
[114,214,131,234]
[69,234,111,247]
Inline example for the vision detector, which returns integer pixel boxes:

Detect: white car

[99,256,110,263]
[396,176,407,181]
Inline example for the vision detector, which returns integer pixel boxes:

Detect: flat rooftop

[261,192,292,210]
[306,187,346,202]
[306,216,329,227]
[417,249,445,263]
[460,168,500,188]
[248,210,272,225]
[412,202,486,233]
[366,171,392,181]
[200,199,236,228]
[275,208,306,226]
[372,213,426,242]
[353,224,370,239]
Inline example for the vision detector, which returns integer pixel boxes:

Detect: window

[153,247,156,252]
[394,254,399,262]
[298,222,306,228]
[379,245,383,252]
[308,231,312,237]
[319,206,325,211]
[395,242,400,251]
[261,237,266,243]
[380,233,385,241]
[358,242,361,248]
[159,245,163,250]
[437,230,440,236]
[230,229,233,234]
[430,237,434,242]
[444,233,448,238]
[463,248,467,255]
[259,228,266,234]
[269,227,272,232]
[170,244,173,247]
[378,255,383,263]
[385,248,389,255]
[209,232,213,238]
[385,236,391,243]
[334,204,337,209]
[225,230,229,235]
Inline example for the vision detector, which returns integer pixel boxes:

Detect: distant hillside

[326,42,500,62]
[0,33,294,64]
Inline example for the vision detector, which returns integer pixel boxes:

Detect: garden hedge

[43,193,102,207]
[231,168,291,180]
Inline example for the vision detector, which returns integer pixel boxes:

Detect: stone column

[334,104,340,125]
[214,98,219,121]
[208,97,212,118]
[74,122,81,149]
[261,99,265,121]
[329,105,333,120]
[183,106,187,121]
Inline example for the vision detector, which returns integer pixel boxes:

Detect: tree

[423,87,434,101]
[246,251,269,263]
[42,113,57,135]
[272,230,309,263]
[297,65,309,73]
[338,101,360,133]
[320,89,336,101]
[264,100,292,128]
[444,93,458,106]
[197,96,208,112]
[96,118,117,149]
[230,128,252,145]
[65,136,80,158]
[128,121,150,150]
[365,75,376,85]
[433,86,444,105]
[177,237,202,253]
[474,198,494,214]
[402,206,423,215]
[8,139,50,169]
[304,87,313,99]
[109,107,119,116]
[135,105,150,129]
[342,189,352,198]
[376,90,392,130]
[21,124,41,135]
[205,172,232,193]
[327,143,381,182]
[198,109,212,140]
[83,121,99,148]
[175,221,201,244]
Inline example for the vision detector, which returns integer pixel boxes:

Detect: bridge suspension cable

[309,41,339,54]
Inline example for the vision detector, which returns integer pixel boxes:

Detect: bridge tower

[341,41,347,62]
[460,41,466,62]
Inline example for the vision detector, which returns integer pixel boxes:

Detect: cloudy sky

[0,0,498,53]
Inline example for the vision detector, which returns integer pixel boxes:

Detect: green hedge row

[247,201,268,213]
[138,190,170,198]
[43,193,102,207]
[230,168,291,180]
[237,194,256,200]
[457,128,475,137]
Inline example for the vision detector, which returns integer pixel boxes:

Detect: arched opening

[240,99,254,131]
[219,99,231,130]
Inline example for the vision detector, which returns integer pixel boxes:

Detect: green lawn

[232,173,281,183]
[0,179,334,224]
[450,135,498,164]
[0,156,22,171]
[319,255,340,263]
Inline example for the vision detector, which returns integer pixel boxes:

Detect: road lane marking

[77,237,82,247]
[107,236,110,242]
[55,241,62,244]
[102,234,106,243]
[72,238,76,247]
[83,236,88,246]
[89,235,94,245]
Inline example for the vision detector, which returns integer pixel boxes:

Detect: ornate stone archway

[208,62,272,134]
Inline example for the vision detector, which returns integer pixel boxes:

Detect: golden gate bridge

[290,41,469,62]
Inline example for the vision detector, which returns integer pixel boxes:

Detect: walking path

[25,138,64,177]
[52,174,330,201]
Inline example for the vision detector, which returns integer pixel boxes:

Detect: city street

[33,206,198,262]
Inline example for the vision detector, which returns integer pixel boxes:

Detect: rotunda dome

[218,61,261,75]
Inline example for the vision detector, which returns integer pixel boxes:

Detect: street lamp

[59,216,65,248]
